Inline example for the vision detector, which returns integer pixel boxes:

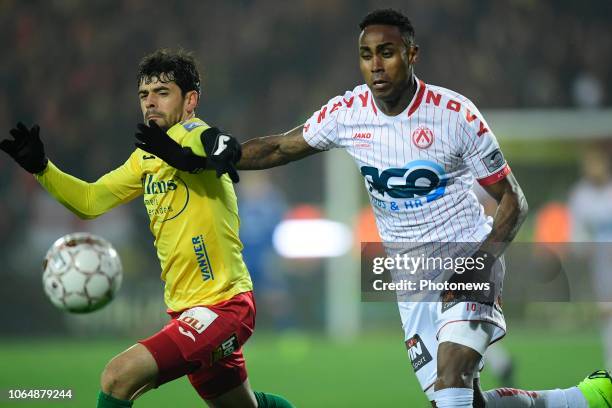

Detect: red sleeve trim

[477,164,511,186]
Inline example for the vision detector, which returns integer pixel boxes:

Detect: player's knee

[100,356,140,398]
[436,357,477,388]
[436,367,475,389]
[100,361,119,395]
[436,342,480,389]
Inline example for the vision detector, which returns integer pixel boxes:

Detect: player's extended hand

[201,127,242,183]
[0,122,48,174]
[135,121,207,173]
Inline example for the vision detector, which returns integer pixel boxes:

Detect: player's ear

[184,90,199,113]
[408,44,419,64]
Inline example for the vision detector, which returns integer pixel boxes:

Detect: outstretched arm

[238,125,322,170]
[135,122,323,174]
[36,161,141,219]
[1,122,139,219]
[36,163,122,219]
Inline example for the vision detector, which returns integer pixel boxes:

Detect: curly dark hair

[137,49,201,95]
[359,9,415,45]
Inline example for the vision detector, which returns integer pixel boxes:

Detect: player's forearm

[481,187,528,257]
[237,125,319,170]
[35,161,122,219]
[237,135,311,170]
[237,135,300,170]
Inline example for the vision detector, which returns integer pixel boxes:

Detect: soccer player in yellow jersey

[0,49,293,408]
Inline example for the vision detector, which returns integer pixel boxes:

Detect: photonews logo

[360,160,448,201]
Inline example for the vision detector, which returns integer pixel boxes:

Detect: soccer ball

[42,232,123,313]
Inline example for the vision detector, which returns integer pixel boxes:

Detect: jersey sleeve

[302,95,344,151]
[181,123,210,157]
[35,151,143,219]
[459,104,511,186]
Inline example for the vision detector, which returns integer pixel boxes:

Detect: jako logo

[353,132,372,139]
[142,174,177,195]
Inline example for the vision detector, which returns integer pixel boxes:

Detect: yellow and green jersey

[36,117,252,311]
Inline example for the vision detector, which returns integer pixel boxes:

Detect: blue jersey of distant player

[303,78,511,243]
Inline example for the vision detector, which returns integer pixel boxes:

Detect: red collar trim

[370,94,378,115]
[407,79,426,118]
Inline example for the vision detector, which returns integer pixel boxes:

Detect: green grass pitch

[0,328,603,407]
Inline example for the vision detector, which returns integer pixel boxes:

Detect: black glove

[201,127,242,183]
[0,122,48,174]
[135,121,207,173]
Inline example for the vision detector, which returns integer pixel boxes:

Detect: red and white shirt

[303,78,510,243]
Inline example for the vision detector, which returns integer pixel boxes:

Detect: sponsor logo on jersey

[211,334,239,363]
[142,174,177,194]
[354,141,373,149]
[360,160,448,202]
[482,149,505,172]
[412,126,434,149]
[142,154,156,160]
[178,306,218,334]
[424,89,489,137]
[441,299,459,313]
[142,174,190,221]
[192,235,214,281]
[315,90,374,124]
[353,132,373,149]
[183,121,205,131]
[406,334,432,372]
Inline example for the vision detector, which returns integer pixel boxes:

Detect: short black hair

[359,9,415,45]
[137,49,201,96]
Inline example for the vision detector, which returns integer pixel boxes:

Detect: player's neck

[179,111,196,123]
[374,77,417,116]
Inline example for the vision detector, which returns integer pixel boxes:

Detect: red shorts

[139,291,255,400]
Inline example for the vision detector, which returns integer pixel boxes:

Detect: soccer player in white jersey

[569,148,612,372]
[136,8,612,408]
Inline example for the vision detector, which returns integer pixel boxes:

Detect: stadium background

[1,1,611,406]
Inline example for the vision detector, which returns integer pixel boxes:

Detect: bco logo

[360,160,448,201]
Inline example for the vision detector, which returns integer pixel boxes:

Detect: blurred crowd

[1,1,611,330]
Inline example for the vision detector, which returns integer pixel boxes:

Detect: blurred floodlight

[273,219,352,258]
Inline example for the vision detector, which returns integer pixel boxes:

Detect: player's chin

[369,83,394,99]
[147,117,167,128]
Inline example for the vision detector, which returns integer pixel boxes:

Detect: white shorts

[399,300,506,401]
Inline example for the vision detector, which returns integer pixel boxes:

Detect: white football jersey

[568,180,612,299]
[303,78,510,244]
[569,181,612,242]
